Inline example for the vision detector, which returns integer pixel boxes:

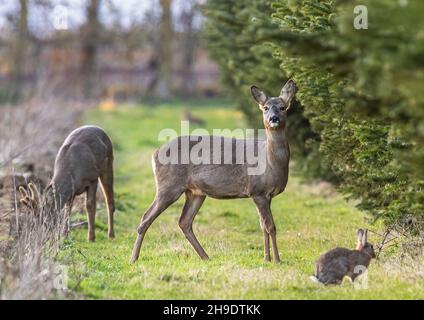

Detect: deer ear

[28,183,40,204]
[19,186,30,206]
[19,186,28,199]
[251,86,268,106]
[280,79,297,108]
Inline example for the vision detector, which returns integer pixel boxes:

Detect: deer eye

[263,106,269,111]
[280,106,285,111]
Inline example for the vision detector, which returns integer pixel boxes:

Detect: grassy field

[59,100,424,299]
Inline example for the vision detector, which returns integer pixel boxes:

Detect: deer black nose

[270,116,280,123]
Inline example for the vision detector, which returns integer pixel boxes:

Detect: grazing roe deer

[131,79,297,263]
[183,109,205,126]
[19,125,115,241]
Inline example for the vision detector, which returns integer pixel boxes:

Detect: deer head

[251,79,297,130]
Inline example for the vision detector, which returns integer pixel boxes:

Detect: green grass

[59,100,424,299]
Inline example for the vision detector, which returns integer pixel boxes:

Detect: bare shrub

[0,98,83,169]
[0,98,83,299]
[0,203,70,299]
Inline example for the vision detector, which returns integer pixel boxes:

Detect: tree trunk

[180,2,197,95]
[81,0,101,99]
[9,0,28,102]
[154,0,173,98]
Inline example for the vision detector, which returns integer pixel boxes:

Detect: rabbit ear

[362,229,368,245]
[356,229,365,249]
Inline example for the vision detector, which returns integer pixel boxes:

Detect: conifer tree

[204,0,424,229]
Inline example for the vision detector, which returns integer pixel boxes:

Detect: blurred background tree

[154,0,173,98]
[0,0,219,103]
[81,0,102,99]
[8,0,29,102]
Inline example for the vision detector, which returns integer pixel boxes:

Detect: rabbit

[311,229,376,285]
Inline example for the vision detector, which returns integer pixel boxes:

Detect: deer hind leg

[179,192,208,260]
[253,196,280,263]
[86,181,98,242]
[99,166,115,239]
[130,189,183,264]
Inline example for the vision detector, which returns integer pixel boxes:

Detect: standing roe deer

[19,125,115,241]
[131,79,297,263]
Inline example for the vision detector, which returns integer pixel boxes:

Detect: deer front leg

[253,196,280,263]
[63,199,74,236]
[267,213,280,263]
[259,218,271,262]
[86,182,98,242]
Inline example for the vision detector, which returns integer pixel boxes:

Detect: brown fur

[131,79,297,263]
[183,109,205,126]
[314,229,376,284]
[19,125,115,242]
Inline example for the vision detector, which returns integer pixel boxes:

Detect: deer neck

[265,127,290,168]
[51,172,73,208]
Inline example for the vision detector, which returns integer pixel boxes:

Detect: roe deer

[131,79,297,263]
[19,125,115,241]
[183,109,205,126]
